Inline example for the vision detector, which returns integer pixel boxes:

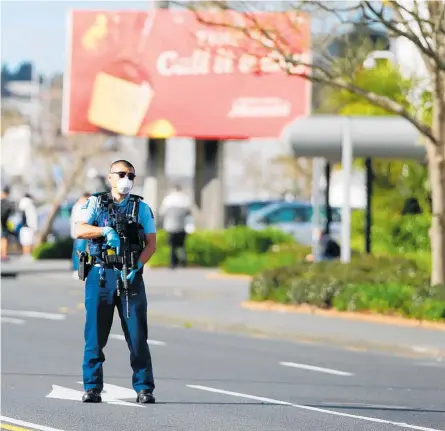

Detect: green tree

[192,1,445,285]
[320,62,431,210]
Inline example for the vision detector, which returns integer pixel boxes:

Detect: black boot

[82,389,102,403]
[136,390,155,404]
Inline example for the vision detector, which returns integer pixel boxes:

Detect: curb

[240,301,445,332]
[147,313,445,360]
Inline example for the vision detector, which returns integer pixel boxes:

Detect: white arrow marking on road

[109,333,166,346]
[1,309,66,321]
[1,317,26,324]
[279,361,354,376]
[187,385,441,431]
[76,381,137,400]
[46,383,143,408]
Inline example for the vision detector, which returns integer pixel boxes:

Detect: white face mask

[116,177,133,195]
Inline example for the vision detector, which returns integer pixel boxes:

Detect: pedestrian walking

[159,184,191,269]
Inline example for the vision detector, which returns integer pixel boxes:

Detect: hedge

[220,243,311,276]
[32,237,74,260]
[249,255,445,322]
[33,227,296,266]
[148,226,296,267]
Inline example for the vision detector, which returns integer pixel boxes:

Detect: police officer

[75,160,157,404]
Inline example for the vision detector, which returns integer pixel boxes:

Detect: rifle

[115,213,133,318]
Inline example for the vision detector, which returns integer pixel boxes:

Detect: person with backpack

[1,186,14,261]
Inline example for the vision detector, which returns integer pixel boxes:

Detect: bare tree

[189,1,445,285]
[35,135,108,245]
[271,155,313,198]
[31,80,109,245]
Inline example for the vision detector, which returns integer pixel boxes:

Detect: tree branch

[190,5,436,144]
[363,1,445,71]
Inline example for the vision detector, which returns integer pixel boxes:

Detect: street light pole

[340,117,353,263]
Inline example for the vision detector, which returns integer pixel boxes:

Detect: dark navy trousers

[82,266,155,393]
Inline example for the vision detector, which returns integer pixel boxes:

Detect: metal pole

[324,160,331,234]
[340,117,352,263]
[365,157,373,254]
[311,157,323,261]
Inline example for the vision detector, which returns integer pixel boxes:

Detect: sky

[1,1,166,76]
[1,0,337,77]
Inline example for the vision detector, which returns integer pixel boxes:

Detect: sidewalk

[144,268,445,360]
[3,259,445,359]
[1,258,71,276]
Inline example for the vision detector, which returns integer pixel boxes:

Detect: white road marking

[109,333,166,345]
[1,309,66,321]
[0,415,66,431]
[279,361,354,376]
[46,384,142,408]
[76,381,136,400]
[417,362,445,368]
[319,402,409,410]
[187,385,441,431]
[1,317,26,325]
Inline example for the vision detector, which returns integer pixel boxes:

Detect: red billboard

[63,9,311,139]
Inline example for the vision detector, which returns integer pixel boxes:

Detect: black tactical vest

[89,192,145,262]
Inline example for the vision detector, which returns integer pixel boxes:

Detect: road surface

[1,272,445,431]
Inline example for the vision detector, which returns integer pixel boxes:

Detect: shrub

[221,251,303,276]
[390,214,431,253]
[351,209,431,256]
[249,254,445,321]
[33,227,295,266]
[220,243,311,276]
[149,226,296,267]
[33,237,74,259]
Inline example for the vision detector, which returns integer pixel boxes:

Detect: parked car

[246,201,342,246]
[37,201,76,242]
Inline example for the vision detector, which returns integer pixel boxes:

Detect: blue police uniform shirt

[77,194,156,234]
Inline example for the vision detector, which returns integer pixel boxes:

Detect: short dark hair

[110,160,134,172]
[82,192,91,198]
[2,186,10,195]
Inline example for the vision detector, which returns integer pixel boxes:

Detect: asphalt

[3,261,445,359]
[1,268,445,431]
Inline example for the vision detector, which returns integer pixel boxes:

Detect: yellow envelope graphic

[143,119,176,138]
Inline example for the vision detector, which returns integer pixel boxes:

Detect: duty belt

[94,248,141,268]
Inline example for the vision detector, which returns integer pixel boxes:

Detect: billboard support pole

[144,0,169,217]
[193,140,225,230]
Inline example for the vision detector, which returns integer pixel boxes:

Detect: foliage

[191,1,445,285]
[249,255,445,321]
[148,226,296,267]
[320,61,431,209]
[321,61,413,116]
[32,237,74,259]
[220,243,311,275]
[33,227,295,265]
